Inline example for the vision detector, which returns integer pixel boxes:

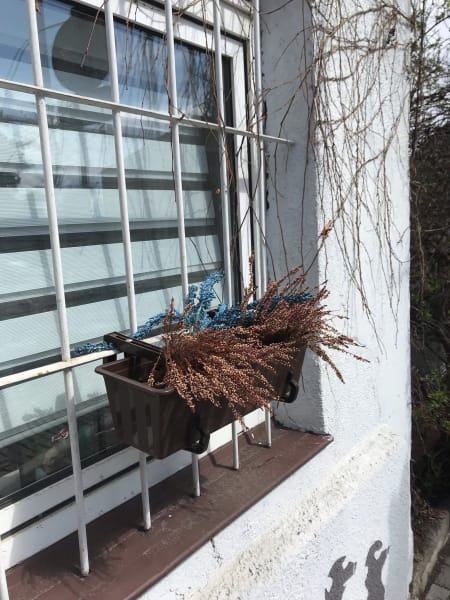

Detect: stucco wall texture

[140,0,412,597]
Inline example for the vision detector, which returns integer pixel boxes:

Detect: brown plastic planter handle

[280,371,299,403]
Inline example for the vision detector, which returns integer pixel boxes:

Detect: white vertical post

[265,408,272,447]
[253,0,271,447]
[104,1,137,333]
[26,0,89,576]
[213,0,233,304]
[191,451,200,498]
[104,0,151,531]
[249,21,262,294]
[165,0,201,496]
[253,0,267,292]
[231,421,240,469]
[165,0,189,298]
[213,0,240,469]
[251,160,263,294]
[0,539,9,600]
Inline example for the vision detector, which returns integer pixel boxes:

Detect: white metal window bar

[24,0,90,580]
[213,0,241,470]
[164,0,204,499]
[253,0,267,293]
[0,0,295,593]
[251,0,271,447]
[104,0,152,533]
[0,77,291,147]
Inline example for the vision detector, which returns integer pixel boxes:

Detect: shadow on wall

[325,540,389,600]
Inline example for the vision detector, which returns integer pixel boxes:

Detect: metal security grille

[0,0,291,590]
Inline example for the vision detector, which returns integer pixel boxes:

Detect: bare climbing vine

[260,0,413,331]
[116,0,415,330]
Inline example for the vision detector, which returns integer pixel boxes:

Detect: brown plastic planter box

[95,334,306,459]
[95,353,234,458]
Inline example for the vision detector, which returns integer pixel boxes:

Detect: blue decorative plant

[75,269,313,356]
[86,265,366,417]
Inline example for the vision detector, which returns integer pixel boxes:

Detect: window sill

[6,422,331,600]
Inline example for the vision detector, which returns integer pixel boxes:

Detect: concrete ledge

[6,424,331,600]
[410,510,450,599]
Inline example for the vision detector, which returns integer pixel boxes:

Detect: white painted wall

[140,0,413,598]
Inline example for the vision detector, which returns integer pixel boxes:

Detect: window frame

[0,0,292,573]
[0,0,255,569]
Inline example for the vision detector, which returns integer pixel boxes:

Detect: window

[0,0,280,573]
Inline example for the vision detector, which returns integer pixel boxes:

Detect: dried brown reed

[148,267,366,418]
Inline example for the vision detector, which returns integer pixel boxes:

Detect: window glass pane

[51,19,226,346]
[0,88,60,374]
[176,43,217,121]
[0,0,32,84]
[39,0,111,99]
[179,126,224,278]
[0,363,120,504]
[121,115,225,324]
[115,21,167,112]
[0,373,67,501]
[45,98,133,345]
[115,17,217,121]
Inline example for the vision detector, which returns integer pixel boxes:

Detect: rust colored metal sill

[7,422,331,600]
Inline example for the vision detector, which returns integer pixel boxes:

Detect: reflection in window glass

[115,18,218,121]
[0,88,59,372]
[0,0,32,84]
[0,364,120,505]
[40,0,111,99]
